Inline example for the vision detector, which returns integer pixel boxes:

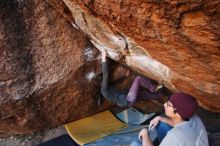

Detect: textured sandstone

[47,0,220,112]
[0,0,220,136]
[0,0,119,136]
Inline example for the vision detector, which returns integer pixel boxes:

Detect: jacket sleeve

[101,62,109,92]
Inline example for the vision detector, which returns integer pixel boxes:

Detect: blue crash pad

[85,125,157,146]
[116,107,155,125]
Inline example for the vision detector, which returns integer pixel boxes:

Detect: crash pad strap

[64,110,127,146]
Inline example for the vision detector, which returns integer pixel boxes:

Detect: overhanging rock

[47,0,220,112]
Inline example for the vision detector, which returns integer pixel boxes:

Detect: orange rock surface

[0,0,219,136]
[48,0,220,111]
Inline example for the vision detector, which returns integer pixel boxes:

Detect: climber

[100,49,163,107]
[130,92,209,146]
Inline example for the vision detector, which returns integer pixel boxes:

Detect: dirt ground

[0,126,67,146]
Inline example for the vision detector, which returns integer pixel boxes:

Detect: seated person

[131,92,209,146]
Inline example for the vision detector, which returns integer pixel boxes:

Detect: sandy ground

[0,126,67,146]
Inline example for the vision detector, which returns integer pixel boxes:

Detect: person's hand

[101,49,107,62]
[138,128,149,141]
[150,84,163,92]
[149,116,161,130]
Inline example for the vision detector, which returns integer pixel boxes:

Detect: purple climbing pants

[127,76,162,105]
[101,62,162,107]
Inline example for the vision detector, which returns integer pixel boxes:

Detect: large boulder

[0,0,117,136]
[47,0,220,112]
[0,0,219,137]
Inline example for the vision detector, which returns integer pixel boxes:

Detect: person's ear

[173,108,177,114]
[176,112,182,119]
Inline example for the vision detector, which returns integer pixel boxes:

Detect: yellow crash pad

[64,110,127,146]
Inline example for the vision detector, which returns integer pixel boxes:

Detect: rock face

[47,0,220,112]
[0,0,118,136]
[0,0,219,136]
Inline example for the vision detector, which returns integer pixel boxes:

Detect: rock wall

[0,0,219,136]
[47,0,220,112]
[0,0,116,136]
